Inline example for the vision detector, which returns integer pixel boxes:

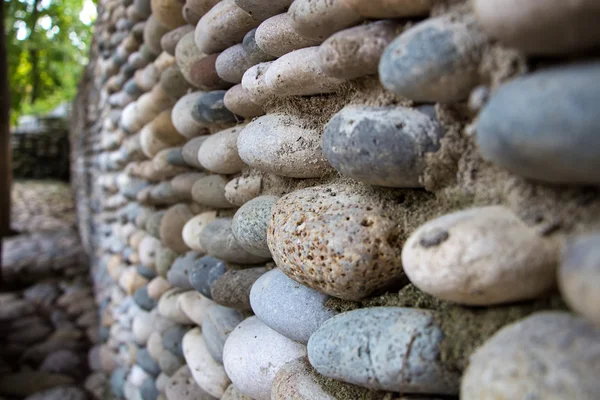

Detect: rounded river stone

[191,91,237,125]
[200,219,271,264]
[188,256,227,299]
[231,195,278,258]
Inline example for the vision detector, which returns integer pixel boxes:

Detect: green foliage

[5,0,95,124]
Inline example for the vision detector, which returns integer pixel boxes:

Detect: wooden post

[0,0,12,278]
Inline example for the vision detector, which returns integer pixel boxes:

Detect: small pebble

[141,377,159,400]
[181,135,209,169]
[402,206,558,306]
[476,61,600,185]
[265,47,345,96]
[379,14,486,102]
[216,45,254,84]
[237,113,332,178]
[255,13,322,58]
[223,316,307,400]
[559,233,600,326]
[462,312,600,399]
[232,195,278,257]
[250,268,337,344]
[172,94,210,139]
[191,175,235,209]
[147,276,172,300]
[137,349,161,376]
[202,304,245,364]
[158,288,193,325]
[143,16,170,55]
[224,173,262,206]
[165,366,216,400]
[151,0,186,29]
[323,105,445,187]
[175,32,229,90]
[197,126,246,174]
[162,325,189,358]
[242,28,274,64]
[160,204,193,254]
[183,328,231,397]
[188,256,227,299]
[134,287,158,311]
[161,25,194,55]
[160,66,192,100]
[171,172,206,199]
[288,0,361,41]
[319,20,404,80]
[194,0,261,54]
[235,0,292,21]
[240,62,274,105]
[177,291,215,325]
[210,267,268,311]
[223,84,264,118]
[191,91,238,126]
[308,307,459,394]
[182,212,218,253]
[168,251,201,289]
[200,219,271,264]
[474,0,600,55]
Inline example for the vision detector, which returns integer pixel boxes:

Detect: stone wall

[73,0,600,399]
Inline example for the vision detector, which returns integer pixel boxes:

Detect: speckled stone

[264,47,345,96]
[216,44,254,84]
[223,316,307,400]
[559,233,600,326]
[175,32,229,91]
[182,328,230,397]
[402,206,558,306]
[268,184,406,301]
[191,91,237,126]
[319,20,404,80]
[211,267,267,311]
[137,349,161,377]
[476,61,600,185]
[166,366,216,400]
[474,0,600,55]
[288,0,361,41]
[379,14,486,103]
[181,135,209,169]
[155,246,178,278]
[308,307,459,394]
[191,175,235,209]
[160,67,192,100]
[197,126,246,174]
[234,0,292,21]
[134,287,158,311]
[200,219,271,264]
[188,256,227,299]
[202,304,244,364]
[323,105,445,187]
[237,113,332,178]
[224,174,262,206]
[168,251,201,289]
[242,28,274,64]
[232,196,278,257]
[223,84,264,118]
[250,268,337,344]
[462,312,600,399]
[254,13,322,58]
[194,0,261,54]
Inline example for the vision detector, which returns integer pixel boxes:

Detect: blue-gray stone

[477,61,600,185]
[243,28,275,64]
[201,304,244,363]
[99,326,110,342]
[137,265,157,280]
[164,148,187,167]
[168,251,202,290]
[125,78,143,97]
[307,307,460,394]
[231,195,278,258]
[141,377,159,400]
[379,14,485,102]
[162,326,188,358]
[250,268,337,344]
[191,91,237,125]
[133,287,157,311]
[188,256,227,299]
[323,105,445,188]
[110,367,127,398]
[137,349,161,377]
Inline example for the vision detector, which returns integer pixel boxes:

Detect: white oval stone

[183,328,231,397]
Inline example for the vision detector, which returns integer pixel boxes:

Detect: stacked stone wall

[72,0,600,399]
